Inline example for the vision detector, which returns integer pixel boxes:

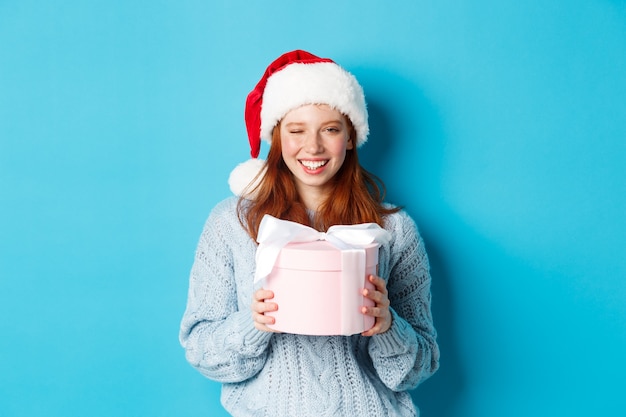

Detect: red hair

[237,118,399,241]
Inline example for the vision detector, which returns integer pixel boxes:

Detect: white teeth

[300,160,327,169]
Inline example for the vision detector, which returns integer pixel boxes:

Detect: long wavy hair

[237,117,400,241]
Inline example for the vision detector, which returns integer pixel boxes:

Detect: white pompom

[228,158,266,196]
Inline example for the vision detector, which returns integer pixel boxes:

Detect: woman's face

[279,104,353,203]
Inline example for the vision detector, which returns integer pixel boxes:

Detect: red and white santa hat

[228,50,369,196]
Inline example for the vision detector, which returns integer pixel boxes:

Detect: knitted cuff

[235,311,274,355]
[370,308,415,356]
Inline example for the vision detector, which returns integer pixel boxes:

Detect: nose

[303,131,324,154]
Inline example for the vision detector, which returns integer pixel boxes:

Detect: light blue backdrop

[1,1,625,416]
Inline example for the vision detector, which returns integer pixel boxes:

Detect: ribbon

[254,214,391,284]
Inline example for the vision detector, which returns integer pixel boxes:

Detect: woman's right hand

[251,288,281,332]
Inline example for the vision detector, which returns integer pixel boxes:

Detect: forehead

[281,104,345,123]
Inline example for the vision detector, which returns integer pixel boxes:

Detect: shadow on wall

[359,68,466,416]
[410,230,465,417]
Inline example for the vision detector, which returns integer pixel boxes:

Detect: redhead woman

[180,50,439,417]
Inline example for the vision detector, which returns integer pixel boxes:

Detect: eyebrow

[284,119,344,127]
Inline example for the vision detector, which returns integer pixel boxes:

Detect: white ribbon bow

[254,214,391,284]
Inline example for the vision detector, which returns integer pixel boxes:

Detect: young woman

[179,50,439,417]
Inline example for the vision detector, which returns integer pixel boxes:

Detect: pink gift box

[264,240,379,336]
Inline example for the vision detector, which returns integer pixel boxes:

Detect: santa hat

[228,50,369,196]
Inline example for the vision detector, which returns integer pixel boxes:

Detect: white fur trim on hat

[228,158,266,197]
[259,62,369,146]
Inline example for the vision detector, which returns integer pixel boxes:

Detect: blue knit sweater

[179,197,439,416]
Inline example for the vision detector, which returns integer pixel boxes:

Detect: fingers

[361,308,392,336]
[362,275,389,309]
[361,275,392,336]
[251,288,280,332]
[253,288,275,303]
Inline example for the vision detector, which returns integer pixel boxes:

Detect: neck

[296,185,329,212]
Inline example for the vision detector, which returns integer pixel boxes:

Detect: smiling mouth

[299,160,328,170]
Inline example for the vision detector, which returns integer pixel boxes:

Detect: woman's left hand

[360,274,392,336]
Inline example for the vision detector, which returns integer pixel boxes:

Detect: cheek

[280,134,300,154]
[280,136,296,157]
[330,138,349,157]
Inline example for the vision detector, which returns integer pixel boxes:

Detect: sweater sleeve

[367,211,440,391]
[179,203,273,383]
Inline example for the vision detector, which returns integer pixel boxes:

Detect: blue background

[1,1,625,416]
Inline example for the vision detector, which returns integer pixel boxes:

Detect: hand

[361,274,392,336]
[251,288,281,333]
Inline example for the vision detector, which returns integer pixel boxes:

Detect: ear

[346,134,355,150]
